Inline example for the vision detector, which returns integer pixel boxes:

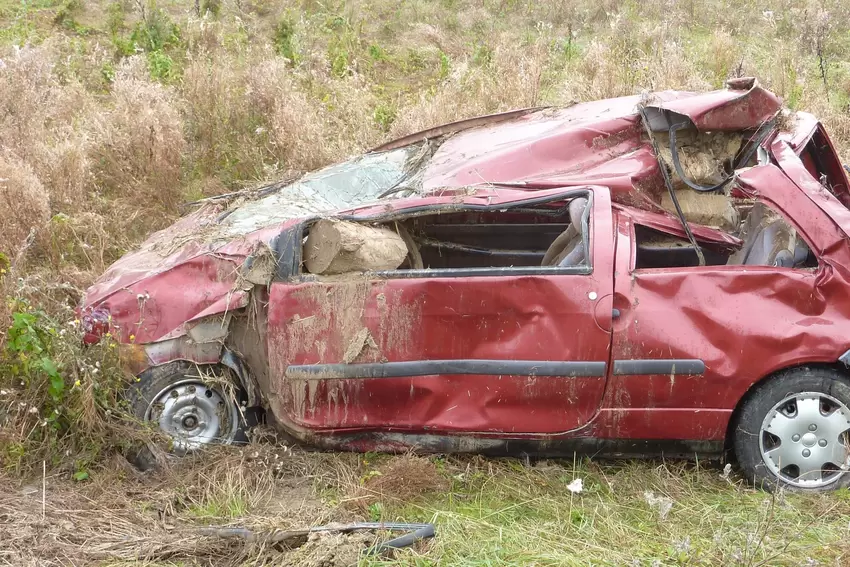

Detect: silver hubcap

[760,392,850,488]
[145,380,239,452]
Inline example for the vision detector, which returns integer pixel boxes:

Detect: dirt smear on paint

[277,280,423,423]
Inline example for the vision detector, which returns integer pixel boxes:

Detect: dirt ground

[0,446,421,567]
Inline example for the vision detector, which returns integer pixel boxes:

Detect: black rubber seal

[612,359,705,376]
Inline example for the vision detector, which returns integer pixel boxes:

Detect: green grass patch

[357,457,850,566]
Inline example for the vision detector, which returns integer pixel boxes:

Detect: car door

[606,166,850,442]
[266,187,614,435]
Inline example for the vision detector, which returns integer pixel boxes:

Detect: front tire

[127,361,249,470]
[734,367,850,491]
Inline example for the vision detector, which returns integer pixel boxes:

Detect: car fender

[131,313,262,407]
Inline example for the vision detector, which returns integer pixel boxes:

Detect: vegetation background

[1,0,850,565]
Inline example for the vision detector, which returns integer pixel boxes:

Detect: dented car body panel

[267,187,614,436]
[81,81,850,457]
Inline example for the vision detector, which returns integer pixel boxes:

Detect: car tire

[126,361,250,471]
[734,367,850,492]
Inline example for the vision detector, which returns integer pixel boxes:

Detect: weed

[367,43,386,61]
[438,50,450,80]
[130,0,180,52]
[52,0,82,30]
[200,0,219,18]
[146,49,177,82]
[0,292,135,475]
[471,41,493,67]
[273,14,297,63]
[373,101,396,131]
[328,36,351,78]
[5,299,64,409]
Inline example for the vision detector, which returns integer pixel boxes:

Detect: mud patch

[660,190,739,231]
[376,288,424,357]
[241,243,277,287]
[655,129,743,189]
[342,327,378,364]
[284,281,373,365]
[280,531,374,567]
[273,280,424,423]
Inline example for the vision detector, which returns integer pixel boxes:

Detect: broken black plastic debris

[362,522,436,553]
[195,520,436,552]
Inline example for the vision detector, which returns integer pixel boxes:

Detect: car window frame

[287,188,596,281]
[627,197,822,275]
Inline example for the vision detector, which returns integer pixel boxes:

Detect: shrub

[273,16,298,63]
[130,1,180,52]
[0,295,132,475]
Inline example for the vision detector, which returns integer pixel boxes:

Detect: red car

[81,79,850,491]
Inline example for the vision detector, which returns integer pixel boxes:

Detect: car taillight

[79,306,110,345]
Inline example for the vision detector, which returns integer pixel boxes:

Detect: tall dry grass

[0,0,847,276]
[0,0,849,474]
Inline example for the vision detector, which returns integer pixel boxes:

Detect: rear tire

[734,367,850,491]
[127,361,249,471]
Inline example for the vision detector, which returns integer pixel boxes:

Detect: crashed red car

[81,79,850,491]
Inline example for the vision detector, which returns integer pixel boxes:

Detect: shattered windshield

[221,141,432,235]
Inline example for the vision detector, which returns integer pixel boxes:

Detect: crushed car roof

[84,81,837,332]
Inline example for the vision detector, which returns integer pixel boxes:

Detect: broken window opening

[634,226,728,269]
[299,196,593,277]
[800,127,850,208]
[634,201,817,270]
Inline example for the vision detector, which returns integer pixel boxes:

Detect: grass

[5,449,849,566]
[1,0,850,565]
[359,457,850,566]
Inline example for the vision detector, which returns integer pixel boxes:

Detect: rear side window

[634,201,817,270]
[634,226,728,268]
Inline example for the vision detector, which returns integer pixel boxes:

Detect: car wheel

[127,361,249,470]
[734,367,850,491]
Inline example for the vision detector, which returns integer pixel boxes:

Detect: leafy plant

[147,49,177,82]
[328,36,351,78]
[373,102,396,131]
[472,42,493,67]
[0,295,132,474]
[273,15,298,63]
[5,300,64,411]
[53,0,85,32]
[130,1,180,53]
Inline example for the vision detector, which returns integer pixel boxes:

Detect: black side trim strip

[613,359,705,376]
[287,360,607,379]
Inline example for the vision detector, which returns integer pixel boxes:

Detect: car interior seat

[541,197,588,267]
[727,202,802,267]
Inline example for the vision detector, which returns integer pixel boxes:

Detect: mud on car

[81,78,850,491]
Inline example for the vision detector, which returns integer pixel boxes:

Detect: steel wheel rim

[759,391,850,488]
[144,379,239,452]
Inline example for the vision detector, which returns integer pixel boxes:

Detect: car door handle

[612,308,621,319]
